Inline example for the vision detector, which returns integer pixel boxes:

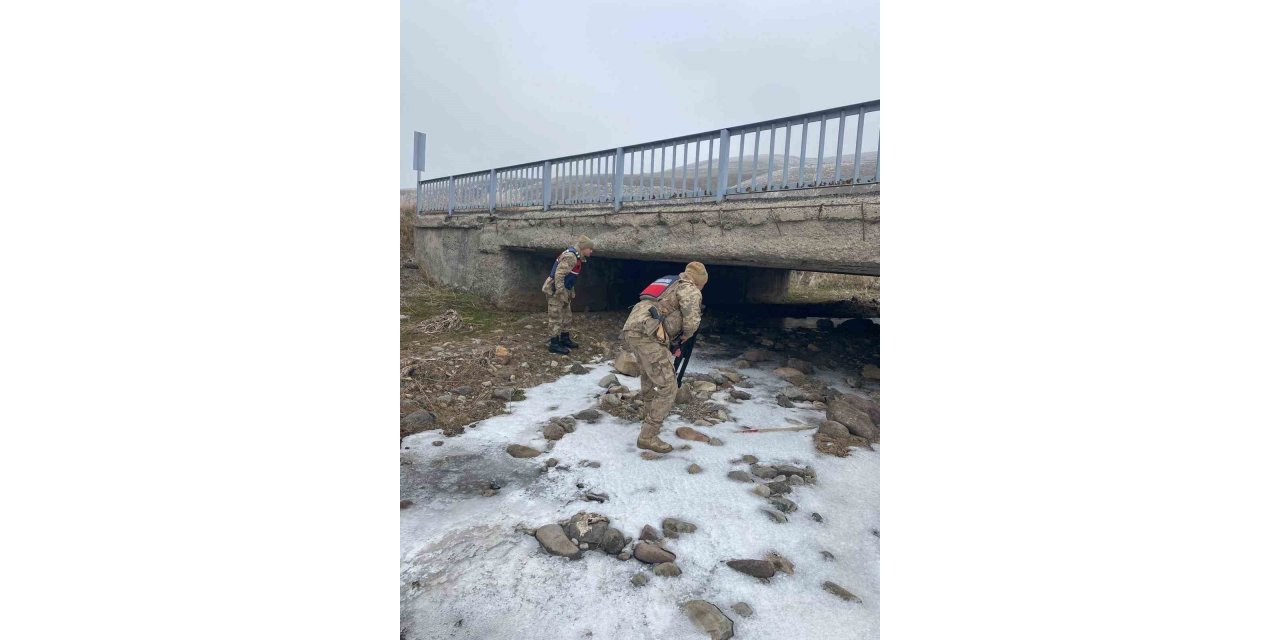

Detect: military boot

[560,332,580,349]
[636,422,673,453]
[547,335,570,354]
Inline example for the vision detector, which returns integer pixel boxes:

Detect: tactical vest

[548,247,582,291]
[639,275,681,314]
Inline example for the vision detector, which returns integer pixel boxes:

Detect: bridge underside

[413,192,878,311]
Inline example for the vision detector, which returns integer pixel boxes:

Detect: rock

[687,463,703,474]
[766,481,791,495]
[493,345,511,364]
[872,528,879,538]
[480,489,497,497]
[769,496,798,513]
[823,581,863,603]
[544,458,559,468]
[640,451,664,460]
[708,438,724,446]
[400,398,422,416]
[535,524,582,559]
[775,464,811,478]
[772,367,805,379]
[601,528,626,554]
[491,387,515,401]
[675,386,694,405]
[682,600,734,640]
[727,559,776,579]
[631,573,649,587]
[400,499,412,509]
[742,455,759,464]
[578,460,601,468]
[400,409,437,432]
[742,349,770,362]
[787,475,805,487]
[653,562,682,577]
[662,518,697,538]
[543,422,566,440]
[861,364,879,380]
[819,420,852,439]
[450,385,472,396]
[690,380,717,394]
[633,542,676,564]
[569,362,588,374]
[583,491,609,503]
[766,552,794,575]
[715,410,729,421]
[614,350,642,377]
[640,524,661,541]
[556,416,577,433]
[506,444,541,458]
[761,508,788,523]
[573,408,601,422]
[730,602,754,618]
[785,357,815,374]
[435,393,454,406]
[675,426,712,443]
[733,359,751,368]
[619,550,632,561]
[811,512,824,523]
[827,395,879,440]
[821,550,835,561]
[816,318,835,330]
[750,464,779,479]
[607,384,626,394]
[727,470,753,483]
[432,440,443,446]
[600,394,622,408]
[739,380,754,388]
[729,390,752,400]
[598,373,619,388]
[752,485,772,498]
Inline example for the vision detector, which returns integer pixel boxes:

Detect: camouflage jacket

[622,272,703,346]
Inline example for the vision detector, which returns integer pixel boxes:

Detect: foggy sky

[401,0,879,188]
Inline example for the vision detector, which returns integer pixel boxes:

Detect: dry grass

[400,199,416,263]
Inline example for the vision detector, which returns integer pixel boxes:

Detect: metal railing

[416,99,878,215]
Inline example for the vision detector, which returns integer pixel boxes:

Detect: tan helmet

[684,261,708,287]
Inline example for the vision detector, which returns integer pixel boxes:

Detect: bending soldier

[620,262,709,452]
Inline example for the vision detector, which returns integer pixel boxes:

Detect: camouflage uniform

[621,268,705,452]
[541,248,577,335]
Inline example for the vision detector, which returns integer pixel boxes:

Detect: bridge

[412,101,879,311]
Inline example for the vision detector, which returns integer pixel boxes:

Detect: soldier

[621,262,709,452]
[541,235,594,354]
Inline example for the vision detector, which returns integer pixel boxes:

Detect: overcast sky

[401,0,878,188]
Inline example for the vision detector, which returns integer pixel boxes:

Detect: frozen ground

[400,343,879,639]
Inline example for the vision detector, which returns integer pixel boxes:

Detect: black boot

[560,332,580,349]
[547,335,570,354]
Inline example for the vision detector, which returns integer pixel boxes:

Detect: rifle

[671,329,699,387]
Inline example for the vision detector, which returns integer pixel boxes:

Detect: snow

[401,346,879,639]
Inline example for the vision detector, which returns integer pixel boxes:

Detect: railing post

[612,147,624,212]
[874,133,881,182]
[715,129,731,202]
[488,169,496,213]
[542,161,552,211]
[446,176,455,217]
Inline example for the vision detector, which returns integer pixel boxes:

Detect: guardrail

[416,99,878,215]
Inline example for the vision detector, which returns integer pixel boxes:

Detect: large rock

[598,373,619,388]
[639,524,661,541]
[662,518,697,538]
[766,480,791,495]
[491,387,516,401]
[766,552,795,575]
[731,602,754,618]
[653,562,682,577]
[827,395,879,440]
[750,464,779,479]
[400,409,437,433]
[690,380,718,394]
[727,470,753,483]
[775,394,795,408]
[543,422,566,440]
[633,542,676,564]
[601,528,626,554]
[534,524,582,559]
[785,357,815,374]
[818,419,850,439]
[675,385,694,405]
[727,559,776,578]
[682,600,734,640]
[614,350,642,377]
[838,389,880,426]
[823,581,863,603]
[573,408,602,422]
[506,444,541,458]
[675,426,712,443]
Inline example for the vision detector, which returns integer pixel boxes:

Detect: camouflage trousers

[622,330,676,429]
[546,293,572,334]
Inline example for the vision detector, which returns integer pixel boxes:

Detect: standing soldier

[542,235,594,354]
[621,262,709,452]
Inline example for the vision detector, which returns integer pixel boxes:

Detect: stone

[827,395,879,440]
[506,444,541,458]
[598,373,619,388]
[816,318,835,330]
[727,470,753,483]
[583,491,609,503]
[766,552,795,575]
[739,380,754,388]
[819,420,852,439]
[733,359,751,368]
[693,419,712,427]
[491,387,515,401]
[432,440,443,446]
[543,422,566,440]
[811,512,824,523]
[639,524,661,541]
[742,349,770,362]
[435,393,454,406]
[631,573,649,587]
[821,550,835,561]
[742,455,758,465]
[787,475,805,487]
[450,385,472,396]
[730,602,754,618]
[614,350,642,377]
[400,409,437,432]
[569,362,588,374]
[400,499,412,509]
[544,458,560,468]
[607,384,626,394]
[861,364,880,380]
[708,437,724,447]
[600,394,622,408]
[690,380,717,394]
[493,345,511,364]
[662,518,697,538]
[729,390,752,400]
[716,410,729,421]
[823,581,863,603]
[687,463,703,474]
[752,484,772,498]
[681,600,734,640]
[653,562,682,577]
[785,357,815,374]
[750,464,779,479]
[675,386,694,405]
[775,464,811,477]
[573,408,601,422]
[640,451,664,460]
[727,559,776,579]
[601,527,626,554]
[839,389,880,425]
[761,508,788,523]
[633,542,676,564]
[619,551,632,561]
[769,496,798,513]
[556,416,577,433]
[772,367,804,379]
[675,426,712,443]
[535,524,582,559]
[579,460,601,468]
[766,481,791,495]
[400,398,422,416]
